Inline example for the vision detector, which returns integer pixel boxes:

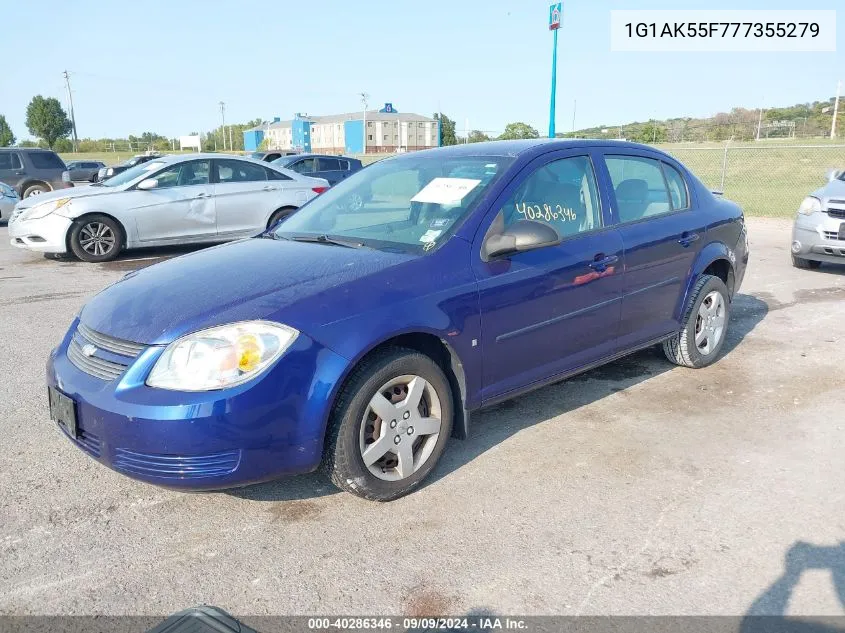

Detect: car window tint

[337,159,350,170]
[217,159,267,183]
[0,153,22,170]
[28,152,65,170]
[152,161,210,189]
[318,157,341,171]
[500,156,602,239]
[662,162,689,210]
[605,155,672,222]
[266,167,291,181]
[291,158,315,174]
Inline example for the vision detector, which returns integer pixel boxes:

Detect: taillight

[312,186,329,194]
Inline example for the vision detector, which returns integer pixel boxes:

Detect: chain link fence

[660,144,845,217]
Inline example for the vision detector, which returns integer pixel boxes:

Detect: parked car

[0,181,19,221]
[791,168,845,269]
[271,153,363,185]
[44,140,748,500]
[9,154,328,262]
[66,160,106,182]
[0,148,73,198]
[249,150,299,162]
[96,154,161,182]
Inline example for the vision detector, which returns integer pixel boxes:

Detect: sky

[0,0,842,141]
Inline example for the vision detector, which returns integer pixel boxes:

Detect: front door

[133,159,216,242]
[473,151,625,402]
[598,151,707,348]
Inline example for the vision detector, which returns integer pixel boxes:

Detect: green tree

[25,96,73,149]
[633,122,668,144]
[0,115,15,147]
[466,130,492,143]
[53,138,74,153]
[433,112,457,146]
[498,122,540,140]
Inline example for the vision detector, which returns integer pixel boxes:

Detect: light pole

[548,3,562,138]
[831,80,841,139]
[359,92,369,155]
[219,101,226,151]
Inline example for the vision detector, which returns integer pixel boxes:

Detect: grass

[59,143,845,218]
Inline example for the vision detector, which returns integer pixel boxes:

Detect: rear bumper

[48,319,350,490]
[8,214,72,253]
[792,213,845,264]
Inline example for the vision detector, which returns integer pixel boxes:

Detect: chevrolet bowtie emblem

[81,344,97,357]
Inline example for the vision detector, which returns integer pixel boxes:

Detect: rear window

[28,152,66,170]
[318,157,341,171]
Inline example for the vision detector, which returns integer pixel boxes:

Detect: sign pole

[548,3,562,138]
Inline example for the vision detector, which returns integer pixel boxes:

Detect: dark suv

[0,148,73,198]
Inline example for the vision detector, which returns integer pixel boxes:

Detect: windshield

[275,155,513,252]
[271,156,296,168]
[100,160,167,187]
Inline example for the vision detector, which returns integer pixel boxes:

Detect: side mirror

[137,178,158,191]
[481,219,561,261]
[826,169,843,183]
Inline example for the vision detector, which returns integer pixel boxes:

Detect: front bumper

[8,213,73,253]
[48,319,350,490]
[792,211,845,264]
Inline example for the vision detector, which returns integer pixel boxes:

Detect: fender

[675,240,735,322]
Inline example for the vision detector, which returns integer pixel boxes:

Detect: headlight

[22,198,71,220]
[146,321,299,391]
[797,196,821,215]
[106,168,114,176]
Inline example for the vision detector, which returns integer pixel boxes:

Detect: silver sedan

[8,154,329,262]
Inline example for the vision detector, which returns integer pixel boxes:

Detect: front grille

[58,424,101,458]
[113,448,241,480]
[68,338,128,381]
[77,323,144,357]
[823,231,844,241]
[827,207,845,219]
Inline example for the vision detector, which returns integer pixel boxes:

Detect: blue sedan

[47,140,749,501]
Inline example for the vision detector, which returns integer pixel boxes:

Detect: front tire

[791,255,821,270]
[68,215,123,262]
[322,348,454,501]
[663,274,730,368]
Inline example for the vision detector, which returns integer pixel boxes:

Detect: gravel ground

[0,218,843,617]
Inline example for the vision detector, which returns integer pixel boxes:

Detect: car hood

[814,179,845,201]
[15,183,122,210]
[80,238,416,346]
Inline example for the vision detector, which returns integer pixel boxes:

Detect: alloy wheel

[79,222,116,257]
[694,290,726,356]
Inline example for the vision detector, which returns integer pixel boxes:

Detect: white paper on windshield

[411,178,481,204]
[419,229,442,243]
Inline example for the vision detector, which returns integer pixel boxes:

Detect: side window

[662,162,689,210]
[151,161,210,189]
[499,155,602,238]
[29,152,65,170]
[317,157,341,171]
[605,155,672,223]
[0,153,21,170]
[290,158,316,174]
[217,159,267,183]
[265,167,291,181]
[338,159,350,170]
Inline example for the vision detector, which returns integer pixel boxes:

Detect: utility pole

[359,92,369,155]
[219,101,226,151]
[831,80,841,139]
[755,100,764,141]
[62,70,79,153]
[571,99,577,134]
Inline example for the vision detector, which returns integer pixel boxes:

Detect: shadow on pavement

[233,291,768,502]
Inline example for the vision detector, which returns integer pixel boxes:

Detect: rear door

[596,150,706,349]
[315,157,343,184]
[0,151,25,194]
[133,159,216,242]
[212,159,288,236]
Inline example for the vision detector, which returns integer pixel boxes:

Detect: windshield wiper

[287,234,365,249]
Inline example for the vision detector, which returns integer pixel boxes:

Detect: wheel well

[346,333,469,440]
[267,205,298,228]
[703,258,735,296]
[21,180,51,195]
[66,212,128,250]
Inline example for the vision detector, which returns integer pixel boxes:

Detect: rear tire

[321,348,454,501]
[267,207,297,229]
[663,274,730,369]
[68,215,123,262]
[791,255,821,270]
[22,183,50,198]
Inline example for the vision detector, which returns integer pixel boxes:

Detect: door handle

[678,232,700,247]
[589,254,619,272]
[195,192,210,199]
[262,186,277,191]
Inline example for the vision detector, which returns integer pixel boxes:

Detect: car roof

[408,138,660,158]
[139,153,271,165]
[276,153,357,160]
[0,147,57,153]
